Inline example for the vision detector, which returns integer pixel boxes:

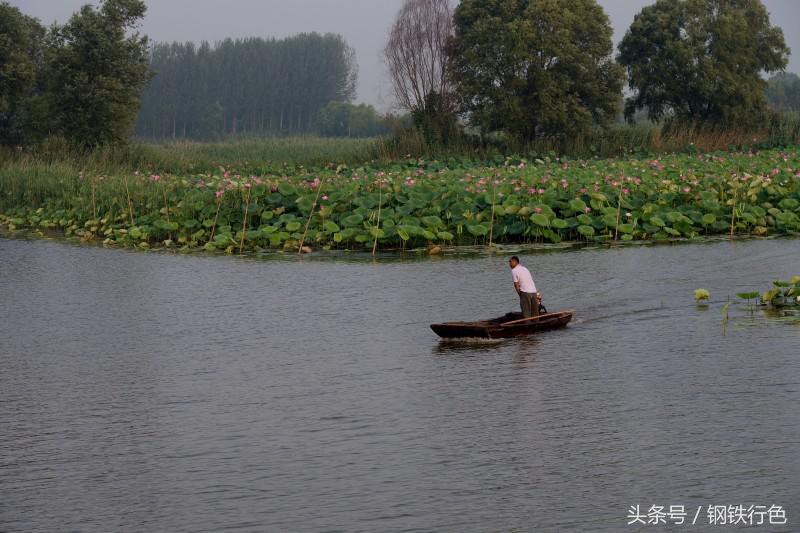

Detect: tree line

[385,0,794,147]
[1,0,798,150]
[0,0,386,146]
[135,34,369,139]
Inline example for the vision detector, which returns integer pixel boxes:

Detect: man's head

[509,256,520,268]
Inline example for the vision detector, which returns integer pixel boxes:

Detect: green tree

[317,102,389,137]
[0,2,45,144]
[765,72,800,112]
[47,0,151,146]
[447,0,624,141]
[618,0,789,127]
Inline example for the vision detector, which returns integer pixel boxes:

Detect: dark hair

[510,256,520,263]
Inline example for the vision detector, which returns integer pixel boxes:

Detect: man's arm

[513,281,521,295]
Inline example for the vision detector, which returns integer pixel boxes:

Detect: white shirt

[511,264,537,294]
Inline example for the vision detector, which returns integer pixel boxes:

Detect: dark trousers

[519,292,540,318]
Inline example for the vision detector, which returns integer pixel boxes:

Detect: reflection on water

[1,236,799,532]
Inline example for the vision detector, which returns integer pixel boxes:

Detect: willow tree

[618,0,789,127]
[448,0,624,141]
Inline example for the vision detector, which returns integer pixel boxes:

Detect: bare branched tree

[383,0,453,113]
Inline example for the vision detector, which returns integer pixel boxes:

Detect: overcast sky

[10,0,800,110]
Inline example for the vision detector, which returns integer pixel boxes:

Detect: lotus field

[1,148,799,253]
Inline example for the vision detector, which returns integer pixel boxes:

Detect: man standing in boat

[509,256,540,318]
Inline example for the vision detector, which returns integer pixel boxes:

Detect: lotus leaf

[467,223,488,236]
[530,214,550,227]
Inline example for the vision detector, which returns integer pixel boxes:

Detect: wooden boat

[430,310,574,339]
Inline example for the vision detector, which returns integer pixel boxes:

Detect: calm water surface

[1,236,799,532]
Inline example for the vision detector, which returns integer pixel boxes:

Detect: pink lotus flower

[682,186,691,193]
[215,190,224,198]
[322,195,329,200]
[534,207,542,214]
[537,188,545,195]
[585,207,592,213]
[150,174,161,182]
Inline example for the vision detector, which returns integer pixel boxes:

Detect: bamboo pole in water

[208,196,222,244]
[162,183,171,241]
[372,175,383,256]
[488,178,496,248]
[91,177,97,220]
[614,170,624,241]
[500,310,573,326]
[298,177,324,254]
[123,176,135,226]
[239,185,252,254]
[730,184,738,238]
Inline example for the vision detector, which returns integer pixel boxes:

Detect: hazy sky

[10,0,800,110]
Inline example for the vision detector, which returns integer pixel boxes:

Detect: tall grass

[2,115,799,202]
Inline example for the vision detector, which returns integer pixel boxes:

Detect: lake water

[1,236,798,532]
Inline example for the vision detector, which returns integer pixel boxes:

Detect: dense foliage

[47,0,151,146]
[317,102,391,138]
[618,0,788,127]
[766,73,800,113]
[448,0,624,142]
[0,2,44,145]
[135,34,357,140]
[2,148,799,253]
[0,0,149,147]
